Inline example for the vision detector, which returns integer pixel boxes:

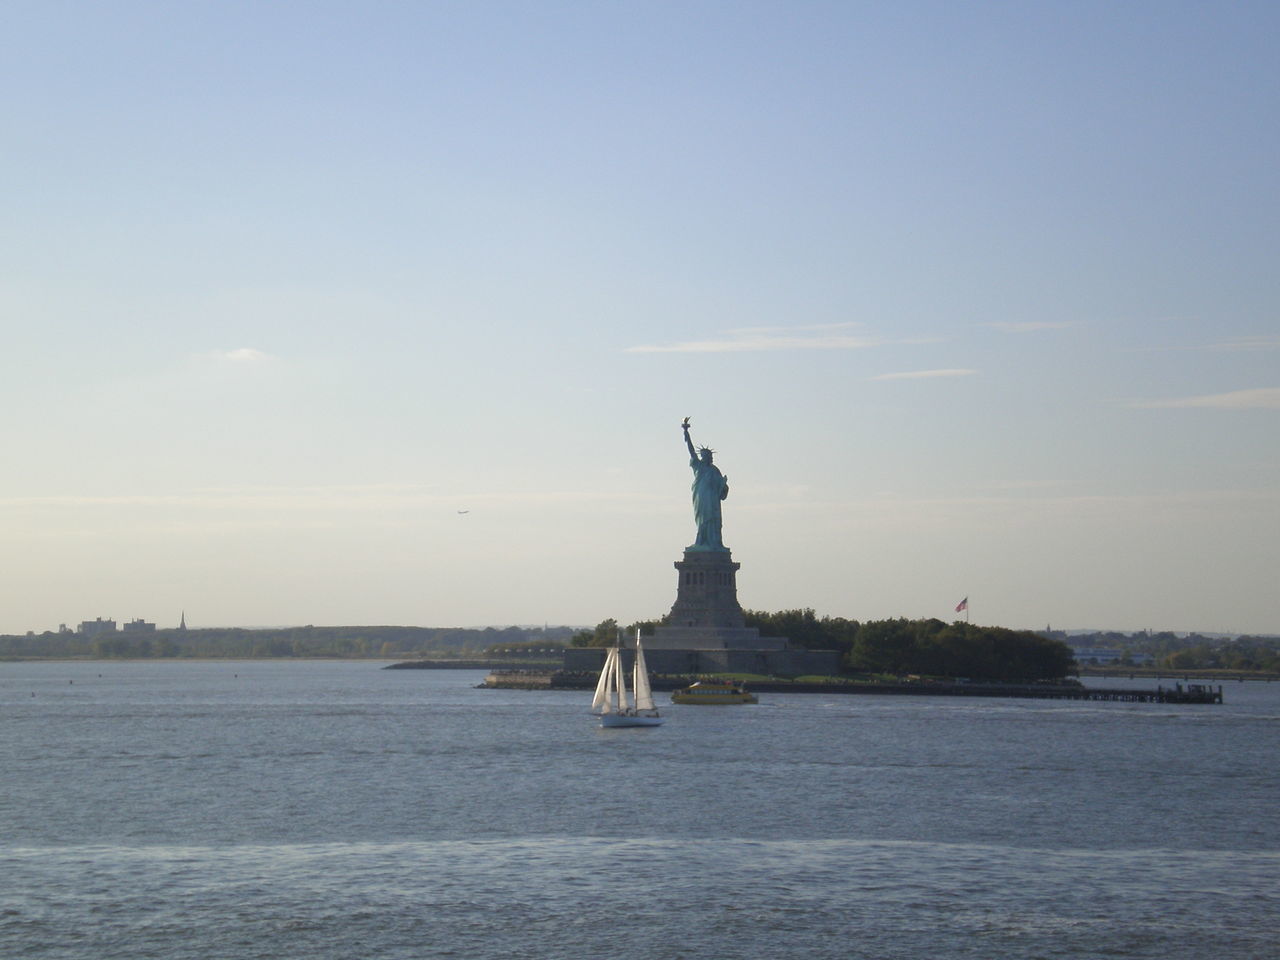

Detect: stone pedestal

[644,548,787,651]
[667,548,744,629]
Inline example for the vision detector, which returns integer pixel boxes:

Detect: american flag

[955,597,968,613]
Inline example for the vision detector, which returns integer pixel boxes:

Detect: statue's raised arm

[680,417,729,551]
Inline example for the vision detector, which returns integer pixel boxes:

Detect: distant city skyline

[3,3,1277,636]
[11,614,1272,643]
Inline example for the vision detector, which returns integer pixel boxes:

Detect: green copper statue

[682,417,729,550]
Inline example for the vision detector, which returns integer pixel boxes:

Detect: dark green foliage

[742,608,860,654]
[847,617,943,674]
[741,610,1073,680]
[567,618,663,648]
[569,618,619,648]
[740,613,1074,680]
[846,618,1073,681]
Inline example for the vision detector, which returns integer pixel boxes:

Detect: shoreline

[3,656,1272,689]
[476,669,1225,703]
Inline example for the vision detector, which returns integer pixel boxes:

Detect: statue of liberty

[681,417,729,550]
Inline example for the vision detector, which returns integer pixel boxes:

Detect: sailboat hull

[600,713,665,727]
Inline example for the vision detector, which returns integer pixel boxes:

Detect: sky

[2,1,1278,637]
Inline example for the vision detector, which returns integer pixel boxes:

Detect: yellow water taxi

[670,680,758,705]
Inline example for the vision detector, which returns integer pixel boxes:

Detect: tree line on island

[5,612,1277,678]
[568,610,1076,683]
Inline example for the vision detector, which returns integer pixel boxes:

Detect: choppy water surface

[2,662,1276,959]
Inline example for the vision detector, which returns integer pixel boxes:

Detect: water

[2,662,1276,959]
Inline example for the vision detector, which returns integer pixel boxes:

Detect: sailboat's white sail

[592,647,619,714]
[613,644,632,712]
[632,640,655,712]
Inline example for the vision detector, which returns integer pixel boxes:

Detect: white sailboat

[591,631,664,727]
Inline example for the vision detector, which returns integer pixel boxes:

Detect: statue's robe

[689,457,728,549]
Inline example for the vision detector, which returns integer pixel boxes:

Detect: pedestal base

[644,548,787,651]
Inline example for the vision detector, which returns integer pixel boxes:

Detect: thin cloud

[183,347,280,383]
[1206,336,1280,352]
[0,484,668,512]
[736,322,868,335]
[740,487,1280,516]
[627,322,880,354]
[1126,334,1280,355]
[213,347,273,364]
[1130,387,1280,409]
[872,368,978,381]
[185,348,277,374]
[981,321,1073,333]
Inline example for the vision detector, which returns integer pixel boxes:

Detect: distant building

[77,618,116,636]
[1072,648,1154,665]
[122,618,156,632]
